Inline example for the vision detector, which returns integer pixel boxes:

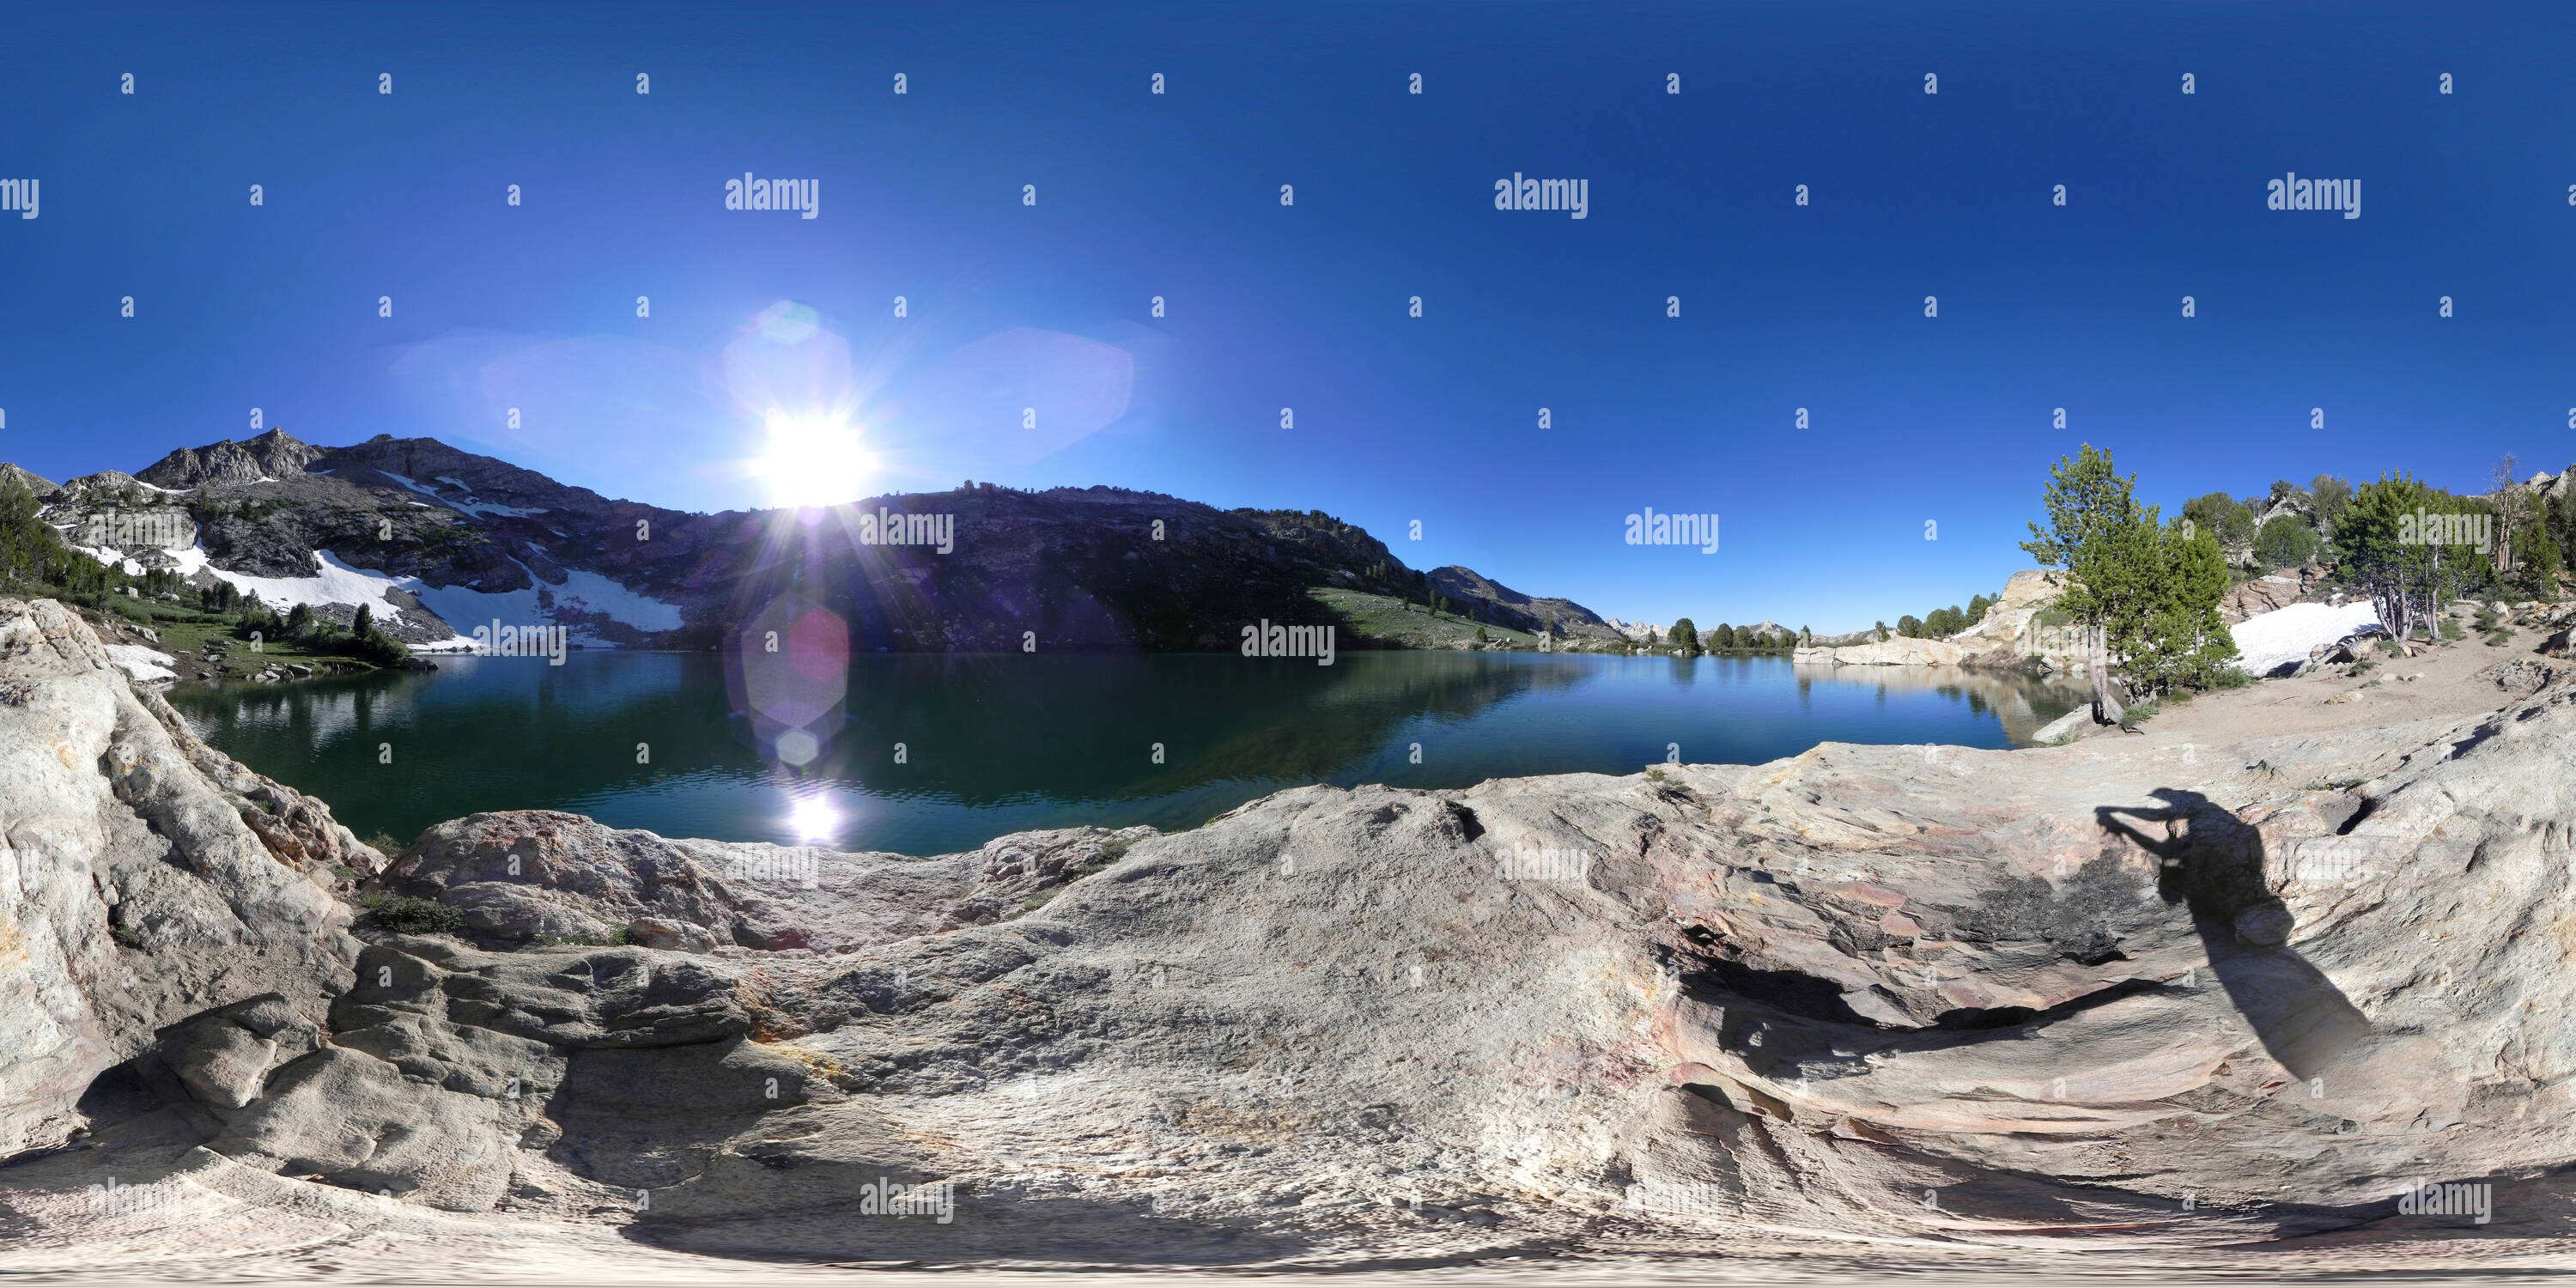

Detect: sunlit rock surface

[5,596,2575,1277]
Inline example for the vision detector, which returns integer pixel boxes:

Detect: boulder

[1795,635,1969,665]
[1945,568,2085,671]
[0,598,358,1156]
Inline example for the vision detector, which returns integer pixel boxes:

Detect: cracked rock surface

[4,595,2575,1278]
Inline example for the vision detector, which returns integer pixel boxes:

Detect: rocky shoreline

[6,594,2576,1278]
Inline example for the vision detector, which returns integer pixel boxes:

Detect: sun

[785,793,841,843]
[751,410,874,508]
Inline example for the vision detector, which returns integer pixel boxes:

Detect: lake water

[168,652,2089,858]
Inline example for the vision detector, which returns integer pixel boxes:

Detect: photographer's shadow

[2098,789,2370,1082]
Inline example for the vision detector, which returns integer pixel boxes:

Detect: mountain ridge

[8,429,1629,653]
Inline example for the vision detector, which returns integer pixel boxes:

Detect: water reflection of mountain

[849,653,1588,804]
[1790,663,2090,745]
[1180,653,1589,786]
[170,652,2091,855]
[168,653,1585,841]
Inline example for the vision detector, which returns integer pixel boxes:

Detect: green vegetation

[1695,623,1795,654]
[2254,513,2322,568]
[2312,474,2354,532]
[359,892,465,935]
[2476,603,2512,647]
[1887,596,1987,640]
[0,474,410,677]
[1309,587,1546,650]
[2330,471,2485,648]
[0,475,194,608]
[2022,445,2237,720]
[534,926,632,947]
[233,591,410,667]
[2182,491,2259,552]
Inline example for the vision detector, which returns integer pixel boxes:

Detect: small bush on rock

[361,893,464,935]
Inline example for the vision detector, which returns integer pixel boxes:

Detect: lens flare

[786,793,841,843]
[750,410,873,508]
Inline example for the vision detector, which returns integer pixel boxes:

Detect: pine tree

[2022,445,2235,718]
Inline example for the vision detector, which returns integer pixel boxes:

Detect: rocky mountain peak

[0,462,61,495]
[136,428,325,490]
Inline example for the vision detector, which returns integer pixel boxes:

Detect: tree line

[2024,446,2571,726]
[1659,619,1808,653]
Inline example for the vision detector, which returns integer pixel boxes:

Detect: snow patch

[453,499,550,519]
[70,543,143,576]
[410,559,684,645]
[209,550,423,625]
[106,644,178,684]
[380,470,548,519]
[2229,600,2383,676]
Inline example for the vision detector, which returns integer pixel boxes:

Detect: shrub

[2312,474,2354,532]
[360,893,464,935]
[2253,514,2322,568]
[2183,491,2258,552]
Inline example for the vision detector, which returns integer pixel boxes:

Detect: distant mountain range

[6,429,1628,652]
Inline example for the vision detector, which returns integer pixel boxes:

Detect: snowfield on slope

[127,546,682,649]
[380,470,551,519]
[206,550,438,628]
[410,559,685,645]
[2229,599,2383,675]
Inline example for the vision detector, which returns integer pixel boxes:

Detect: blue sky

[3,1,2571,632]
